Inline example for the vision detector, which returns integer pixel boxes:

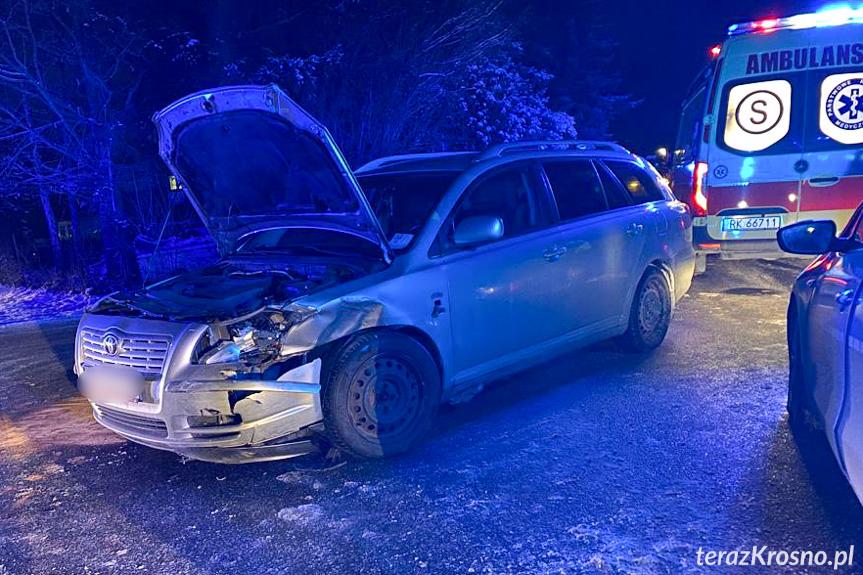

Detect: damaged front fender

[278,297,385,356]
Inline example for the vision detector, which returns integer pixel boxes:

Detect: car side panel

[833,252,863,503]
[293,260,456,396]
[805,252,862,462]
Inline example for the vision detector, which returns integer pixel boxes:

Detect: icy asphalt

[1,258,862,575]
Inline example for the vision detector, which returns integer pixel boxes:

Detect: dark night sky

[610,0,818,154]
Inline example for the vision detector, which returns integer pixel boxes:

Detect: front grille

[80,327,171,376]
[96,405,168,438]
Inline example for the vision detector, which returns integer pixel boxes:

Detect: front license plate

[721,215,783,232]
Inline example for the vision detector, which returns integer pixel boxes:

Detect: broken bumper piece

[90,359,324,464]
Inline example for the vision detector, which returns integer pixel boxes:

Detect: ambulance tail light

[692,162,709,216]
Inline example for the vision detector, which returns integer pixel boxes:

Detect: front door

[439,164,563,383]
[807,213,863,460]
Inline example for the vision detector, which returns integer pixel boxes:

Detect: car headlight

[201,311,288,365]
[205,342,242,364]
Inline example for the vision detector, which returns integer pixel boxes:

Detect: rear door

[601,159,673,317]
[539,158,643,335]
[798,26,863,231]
[705,31,810,241]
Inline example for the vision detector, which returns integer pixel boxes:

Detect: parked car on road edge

[779,207,863,503]
[74,85,695,463]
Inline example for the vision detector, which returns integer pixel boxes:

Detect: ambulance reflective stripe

[706,178,862,215]
[706,181,798,215]
[723,80,792,152]
[800,176,863,214]
[821,73,863,145]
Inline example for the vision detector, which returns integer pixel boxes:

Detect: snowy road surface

[1,259,862,575]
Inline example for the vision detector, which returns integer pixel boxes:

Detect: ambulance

[671,7,863,270]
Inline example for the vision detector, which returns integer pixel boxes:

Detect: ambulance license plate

[721,215,783,232]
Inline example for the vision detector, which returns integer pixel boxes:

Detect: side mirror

[777,220,838,255]
[453,215,504,246]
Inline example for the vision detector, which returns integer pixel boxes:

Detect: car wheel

[617,267,672,353]
[322,331,441,459]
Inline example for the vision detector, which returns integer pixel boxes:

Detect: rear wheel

[617,267,672,353]
[322,331,441,459]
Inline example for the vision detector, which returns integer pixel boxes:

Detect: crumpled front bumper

[90,359,325,464]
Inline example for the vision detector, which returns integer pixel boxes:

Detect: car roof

[355,140,636,176]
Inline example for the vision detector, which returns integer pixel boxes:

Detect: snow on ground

[4,259,863,575]
[0,285,95,326]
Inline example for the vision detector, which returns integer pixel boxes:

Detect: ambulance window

[809,71,863,150]
[722,79,793,153]
[717,75,804,156]
[674,87,706,164]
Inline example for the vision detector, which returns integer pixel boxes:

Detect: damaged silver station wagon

[74,85,696,463]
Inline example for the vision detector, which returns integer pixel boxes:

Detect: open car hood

[153,85,392,263]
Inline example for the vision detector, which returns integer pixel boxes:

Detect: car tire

[322,331,441,459]
[616,267,672,353]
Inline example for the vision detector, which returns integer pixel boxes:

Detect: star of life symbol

[826,78,863,130]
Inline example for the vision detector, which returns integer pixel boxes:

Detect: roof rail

[474,140,630,163]
[356,151,477,173]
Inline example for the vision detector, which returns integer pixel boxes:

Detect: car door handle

[543,245,567,262]
[626,222,644,237]
[836,289,856,308]
[809,176,841,188]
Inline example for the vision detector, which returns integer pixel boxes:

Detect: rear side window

[595,164,632,210]
[604,160,665,204]
[542,160,607,221]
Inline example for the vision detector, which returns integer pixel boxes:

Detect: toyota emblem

[102,334,121,356]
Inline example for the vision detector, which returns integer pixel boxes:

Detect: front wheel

[322,331,441,459]
[616,267,672,353]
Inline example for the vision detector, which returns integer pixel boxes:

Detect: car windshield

[357,171,458,251]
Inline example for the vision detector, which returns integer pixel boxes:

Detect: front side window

[604,160,665,204]
[843,202,863,240]
[542,160,607,221]
[357,172,457,251]
[443,166,546,250]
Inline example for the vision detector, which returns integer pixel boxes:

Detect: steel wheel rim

[347,354,422,440]
[638,277,669,338]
